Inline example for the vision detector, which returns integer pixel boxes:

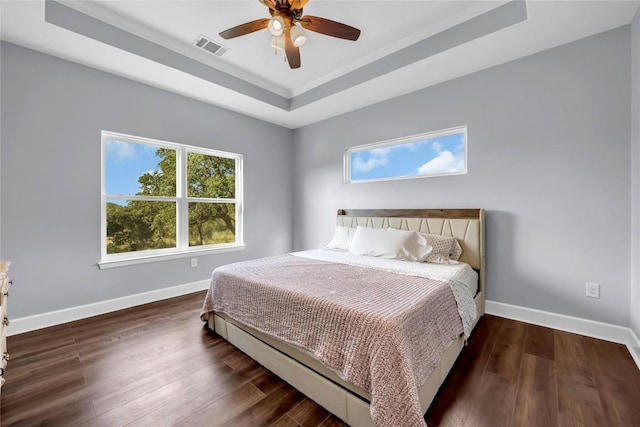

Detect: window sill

[98,245,246,270]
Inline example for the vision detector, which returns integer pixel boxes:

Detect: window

[345,126,467,183]
[100,131,243,267]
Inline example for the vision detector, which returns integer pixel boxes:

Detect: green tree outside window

[105,143,239,255]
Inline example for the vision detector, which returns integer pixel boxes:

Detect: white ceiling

[1,1,639,128]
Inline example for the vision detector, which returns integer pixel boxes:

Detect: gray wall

[632,10,640,337]
[0,42,294,318]
[293,27,631,327]
[0,41,3,261]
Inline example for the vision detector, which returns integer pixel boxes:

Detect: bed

[201,208,485,427]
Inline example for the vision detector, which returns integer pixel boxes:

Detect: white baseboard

[486,300,640,369]
[629,329,640,369]
[7,279,210,336]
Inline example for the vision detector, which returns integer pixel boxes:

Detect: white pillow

[326,226,356,250]
[349,226,432,262]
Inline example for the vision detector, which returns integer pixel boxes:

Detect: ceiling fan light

[268,16,284,36]
[290,25,306,47]
[270,35,284,51]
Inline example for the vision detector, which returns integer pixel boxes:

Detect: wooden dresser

[0,260,11,392]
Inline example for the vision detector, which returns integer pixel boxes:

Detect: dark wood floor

[1,291,639,427]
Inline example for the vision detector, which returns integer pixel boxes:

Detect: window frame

[99,131,244,269]
[344,125,468,184]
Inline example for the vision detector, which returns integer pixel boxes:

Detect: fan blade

[258,0,277,11]
[284,27,301,69]
[299,16,360,41]
[290,0,309,10]
[219,18,270,39]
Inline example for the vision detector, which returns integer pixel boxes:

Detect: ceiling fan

[219,0,361,69]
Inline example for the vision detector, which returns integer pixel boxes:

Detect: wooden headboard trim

[337,209,481,220]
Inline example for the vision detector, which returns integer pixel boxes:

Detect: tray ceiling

[1,1,639,128]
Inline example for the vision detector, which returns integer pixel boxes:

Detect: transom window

[345,126,467,183]
[100,131,243,267]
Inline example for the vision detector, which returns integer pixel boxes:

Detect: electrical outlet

[585,282,600,298]
[190,258,198,268]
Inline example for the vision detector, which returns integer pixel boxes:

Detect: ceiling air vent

[194,35,228,57]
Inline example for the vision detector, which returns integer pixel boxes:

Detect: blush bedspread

[200,251,477,427]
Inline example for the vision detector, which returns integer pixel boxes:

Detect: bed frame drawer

[225,322,355,424]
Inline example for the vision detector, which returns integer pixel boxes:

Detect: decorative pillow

[326,226,356,250]
[349,226,432,262]
[421,233,463,264]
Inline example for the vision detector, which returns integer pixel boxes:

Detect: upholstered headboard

[337,209,485,291]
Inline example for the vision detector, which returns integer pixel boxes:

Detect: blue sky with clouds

[350,132,465,181]
[105,139,166,195]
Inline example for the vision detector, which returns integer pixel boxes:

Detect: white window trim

[99,131,243,268]
[344,125,468,184]
[97,244,245,270]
